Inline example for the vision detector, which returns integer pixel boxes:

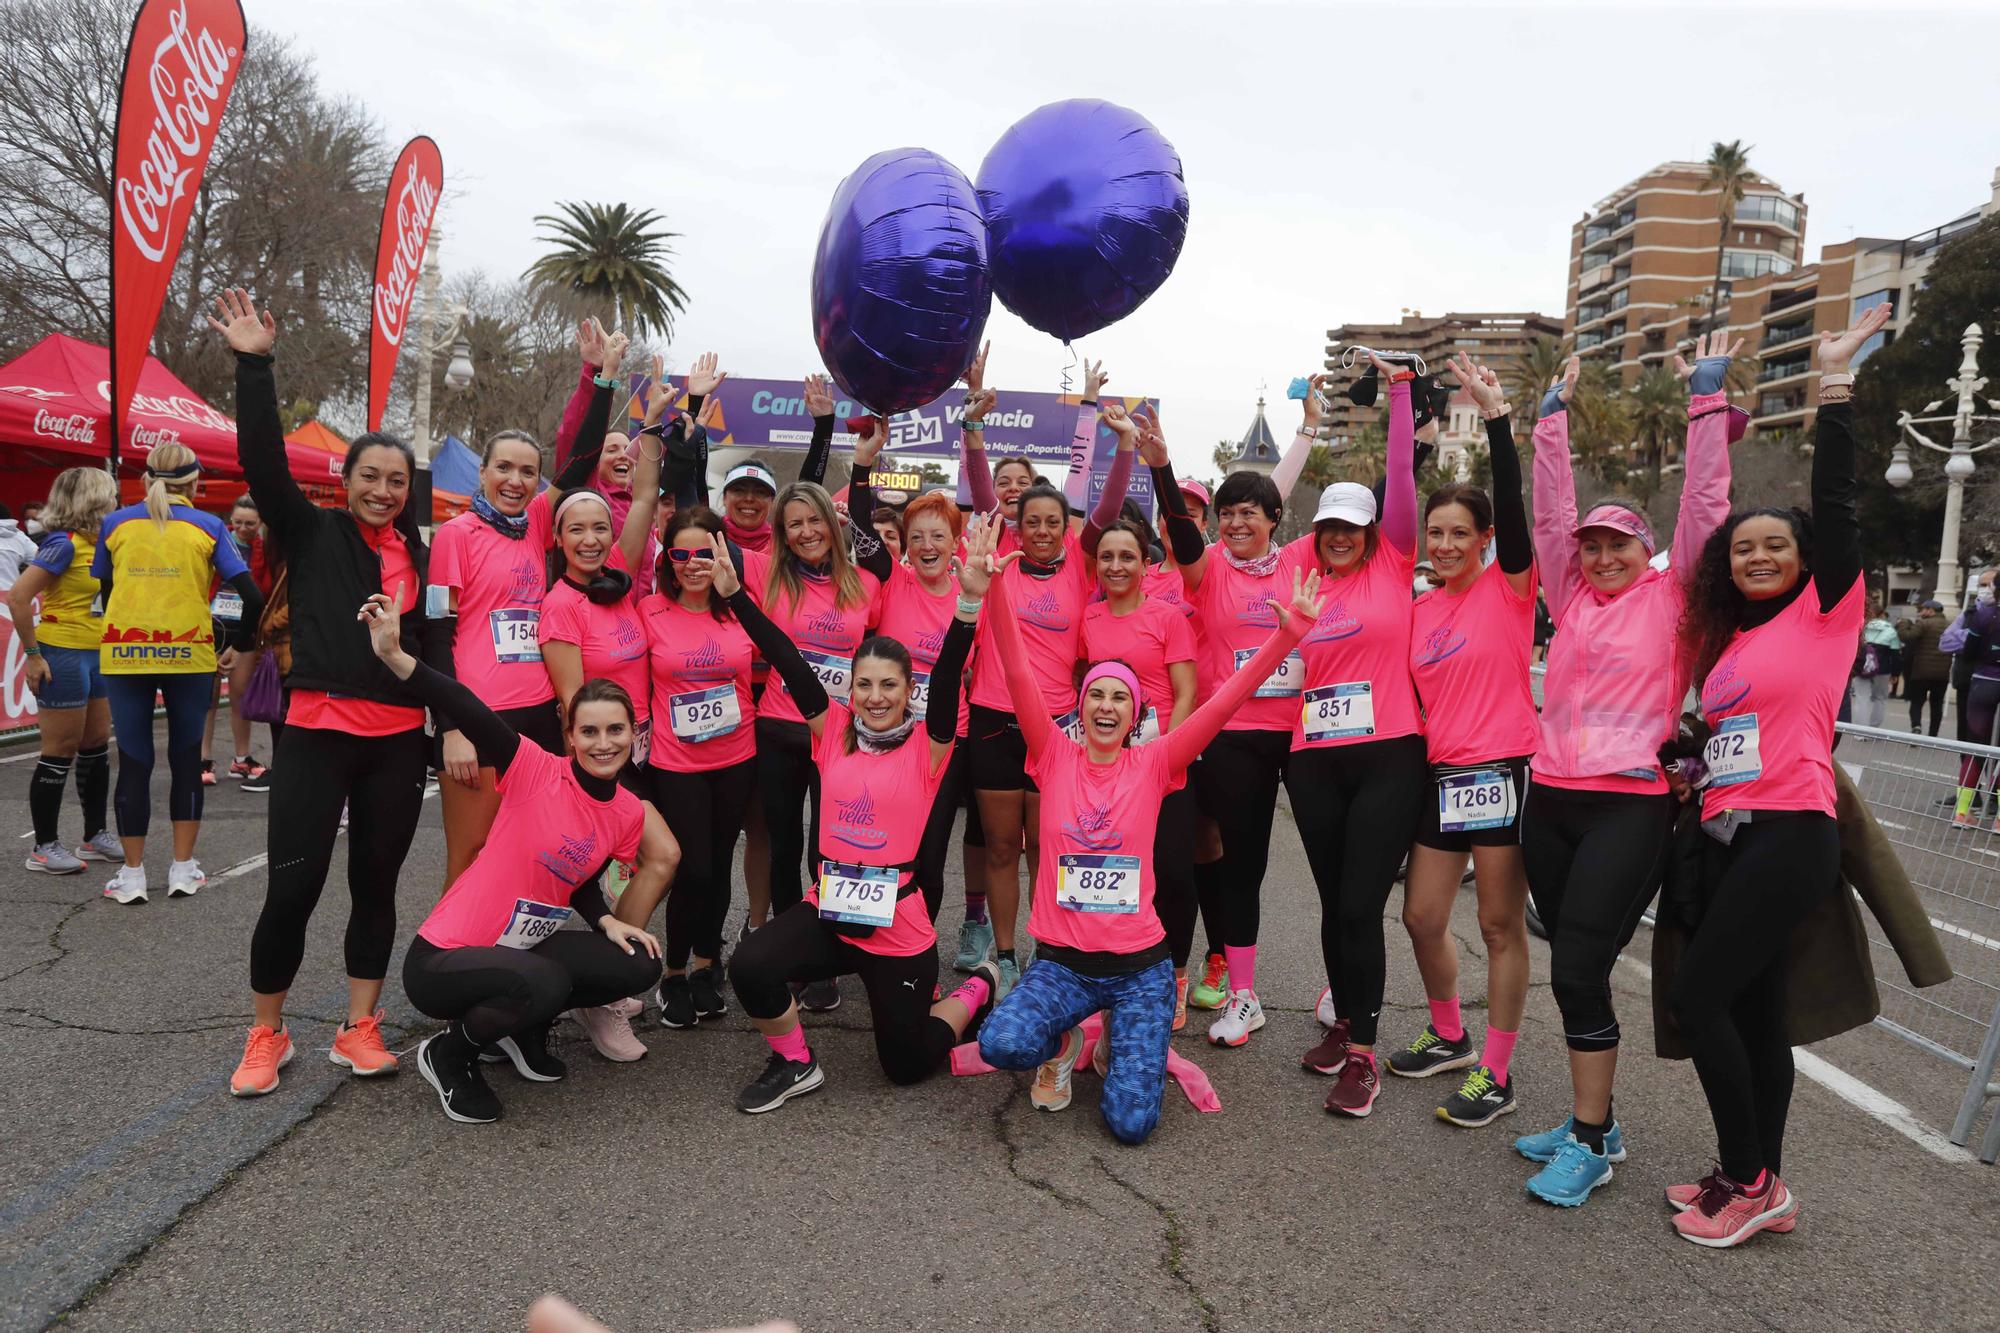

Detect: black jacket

[233,352,449,709]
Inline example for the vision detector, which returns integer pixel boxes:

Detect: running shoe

[657,974,697,1029]
[1173,974,1189,1033]
[1386,1024,1478,1079]
[25,841,83,874]
[1323,1054,1380,1117]
[1515,1116,1628,1164]
[1951,809,1978,829]
[1437,1066,1516,1127]
[1188,954,1229,1010]
[416,1031,501,1124]
[1092,1022,1110,1077]
[166,859,205,898]
[493,1022,566,1081]
[1526,1139,1615,1207]
[242,765,273,794]
[229,1024,294,1097]
[688,966,728,1019]
[798,977,841,1012]
[1207,989,1265,1048]
[1666,1168,1798,1232]
[1031,1025,1084,1112]
[574,1004,647,1062]
[103,866,148,905]
[995,954,1021,1002]
[609,996,644,1019]
[329,1011,400,1076]
[1300,1018,1352,1075]
[1671,1174,1795,1247]
[76,829,121,862]
[736,1051,824,1113]
[229,756,268,783]
[1315,986,1338,1028]
[199,758,217,786]
[951,961,1003,1045]
[953,918,994,972]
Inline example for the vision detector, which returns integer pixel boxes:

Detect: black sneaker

[416,1030,502,1124]
[689,967,728,1019]
[735,1050,825,1114]
[1437,1065,1517,1127]
[1386,1024,1478,1078]
[657,973,697,1029]
[241,765,272,793]
[493,1022,566,1082]
[798,977,841,1013]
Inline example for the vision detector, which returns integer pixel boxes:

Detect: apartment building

[1320,311,1561,443]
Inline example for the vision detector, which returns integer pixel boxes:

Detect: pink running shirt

[537,579,652,724]
[968,532,1093,716]
[1025,737,1179,956]
[1143,564,1197,621]
[641,593,758,773]
[1081,597,1197,736]
[1411,560,1540,766]
[417,743,644,950]
[873,562,973,738]
[1184,536,1312,732]
[429,509,557,711]
[1291,538,1423,752]
[740,548,881,726]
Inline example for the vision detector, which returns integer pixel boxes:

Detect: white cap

[1311,481,1377,527]
[722,462,777,494]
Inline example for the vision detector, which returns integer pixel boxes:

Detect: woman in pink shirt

[977,522,1321,1142]
[1386,353,1539,1129]
[713,528,996,1114]
[1082,515,1198,1025]
[1514,336,1739,1208]
[355,594,675,1126]
[1658,310,1887,1247]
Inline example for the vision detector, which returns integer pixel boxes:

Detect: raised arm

[800,373,836,487]
[1061,359,1107,512]
[1079,400,1137,556]
[1272,371,1331,498]
[1531,355,1582,621]
[709,534,831,734]
[1668,332,1741,585]
[1808,307,1892,611]
[360,590,521,774]
[1135,405,1210,589]
[1449,354,1532,594]
[618,355,671,573]
[552,319,609,467]
[845,417,896,581]
[1377,355,1418,558]
[1165,568,1318,771]
[207,290,315,542]
[981,573,1055,761]
[960,343,999,511]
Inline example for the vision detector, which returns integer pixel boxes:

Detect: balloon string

[1060,341,1076,398]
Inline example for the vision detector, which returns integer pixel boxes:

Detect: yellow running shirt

[91,496,247,675]
[28,529,105,651]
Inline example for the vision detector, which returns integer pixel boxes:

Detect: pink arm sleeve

[1082,436,1134,547]
[985,574,1054,759]
[552,361,596,468]
[1531,410,1582,622]
[1061,405,1099,509]
[1271,429,1316,499]
[1670,391,1734,588]
[1381,380,1417,557]
[962,430,998,511]
[1165,615,1306,771]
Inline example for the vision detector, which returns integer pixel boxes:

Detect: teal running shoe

[1526,1138,1615,1207]
[953,918,994,972]
[1515,1115,1627,1163]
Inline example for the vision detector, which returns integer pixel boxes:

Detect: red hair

[900,491,964,542]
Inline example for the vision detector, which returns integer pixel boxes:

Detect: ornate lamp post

[407,241,475,468]
[1884,322,2000,605]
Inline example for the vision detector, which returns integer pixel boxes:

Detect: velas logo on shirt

[1062,801,1123,851]
[829,784,891,851]
[914,626,944,658]
[506,559,543,603]
[1235,592,1278,630]
[681,637,727,670]
[1414,622,1466,666]
[1702,652,1751,714]
[1020,588,1068,631]
[535,831,598,886]
[803,608,850,643]
[610,615,645,656]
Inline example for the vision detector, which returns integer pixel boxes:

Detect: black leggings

[403,933,662,1046]
[1194,728,1292,949]
[1957,676,2000,787]
[653,758,758,968]
[1520,781,1675,1052]
[728,900,956,1086]
[107,673,210,837]
[1285,736,1429,1044]
[915,748,969,921]
[756,717,820,916]
[1155,785,1199,968]
[248,725,429,994]
[1672,814,1839,1181]
[1906,678,1947,736]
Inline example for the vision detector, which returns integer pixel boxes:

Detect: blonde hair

[41,466,117,540]
[767,481,866,614]
[142,442,200,528]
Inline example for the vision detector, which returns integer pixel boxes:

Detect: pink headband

[1078,661,1144,717]
[553,489,612,527]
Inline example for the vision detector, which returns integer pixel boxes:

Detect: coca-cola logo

[373,159,439,348]
[114,1,237,264]
[92,378,232,431]
[0,384,66,402]
[130,423,184,450]
[33,410,96,444]
[3,628,40,724]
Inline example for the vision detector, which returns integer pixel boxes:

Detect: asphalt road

[2,715,1996,1333]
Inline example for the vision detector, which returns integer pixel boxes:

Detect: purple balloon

[977,100,1190,343]
[811,148,992,417]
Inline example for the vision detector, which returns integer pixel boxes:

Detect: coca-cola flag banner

[368,135,443,432]
[108,0,247,471]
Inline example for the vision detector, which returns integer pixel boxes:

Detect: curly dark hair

[1676,505,1813,688]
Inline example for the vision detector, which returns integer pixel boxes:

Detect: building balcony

[1760,323,1814,351]
[1583,224,1614,247]
[1756,359,1812,385]
[1763,285,1817,314]
[1579,263,1614,294]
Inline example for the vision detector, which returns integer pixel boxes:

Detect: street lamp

[1884,322,2000,606]
[407,240,474,468]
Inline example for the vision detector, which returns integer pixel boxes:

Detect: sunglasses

[667,547,714,564]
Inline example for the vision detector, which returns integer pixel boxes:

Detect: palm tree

[1627,365,1686,489]
[1298,441,1341,490]
[1510,335,1571,417]
[1567,361,1634,481]
[524,201,690,336]
[1701,140,1755,335]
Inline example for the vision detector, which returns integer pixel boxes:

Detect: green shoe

[1187,953,1229,1010]
[953,918,994,972]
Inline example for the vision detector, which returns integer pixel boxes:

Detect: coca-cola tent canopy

[0,334,344,493]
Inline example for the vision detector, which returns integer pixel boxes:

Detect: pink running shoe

[1666,1169,1797,1232]
[574,1004,648,1062]
[1671,1173,1796,1248]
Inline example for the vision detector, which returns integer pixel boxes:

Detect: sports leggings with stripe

[106,673,211,837]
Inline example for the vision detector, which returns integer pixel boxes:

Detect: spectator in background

[200,495,278,790]
[1898,599,1952,736]
[0,503,40,590]
[871,506,903,562]
[1533,589,1555,666]
[21,501,45,537]
[1849,591,1900,728]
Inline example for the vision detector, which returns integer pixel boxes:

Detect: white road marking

[1619,954,1975,1165]
[1930,918,2000,952]
[1875,819,1911,831]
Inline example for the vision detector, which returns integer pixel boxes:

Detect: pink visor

[1179,478,1211,508]
[1078,661,1144,716]
[1572,503,1655,553]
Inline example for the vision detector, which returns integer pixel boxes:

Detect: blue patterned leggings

[979,955,1175,1145]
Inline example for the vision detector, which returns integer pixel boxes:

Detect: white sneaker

[1316,986,1339,1028]
[167,858,206,898]
[1030,1025,1084,1112]
[76,829,122,862]
[103,866,148,904]
[26,841,84,874]
[1208,989,1265,1047]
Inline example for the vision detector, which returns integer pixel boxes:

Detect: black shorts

[969,703,1037,793]
[1414,754,1530,852]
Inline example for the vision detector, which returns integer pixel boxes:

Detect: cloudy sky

[263,1,2000,476]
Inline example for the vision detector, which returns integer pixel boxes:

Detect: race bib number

[908,670,932,721]
[496,898,572,950]
[1057,853,1142,914]
[489,608,541,664]
[630,720,651,768]
[817,860,897,928]
[210,589,243,622]
[1055,709,1085,744]
[1133,706,1161,747]
[1237,647,1304,698]
[1438,767,1517,832]
[669,685,740,743]
[1703,713,1763,788]
[796,649,852,702]
[1302,682,1374,740]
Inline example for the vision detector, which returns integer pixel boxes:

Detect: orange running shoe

[1173,974,1190,1032]
[230,1024,294,1097]
[329,1011,400,1077]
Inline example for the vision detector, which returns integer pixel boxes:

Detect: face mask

[1978,584,1995,606]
